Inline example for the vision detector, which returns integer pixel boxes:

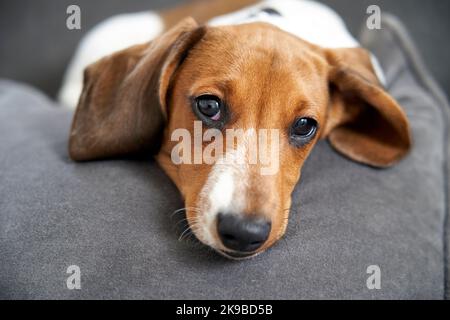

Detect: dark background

[0,0,449,99]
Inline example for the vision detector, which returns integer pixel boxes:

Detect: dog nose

[217,213,271,253]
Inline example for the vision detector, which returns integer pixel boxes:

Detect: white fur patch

[209,0,359,48]
[204,164,236,229]
[197,133,254,247]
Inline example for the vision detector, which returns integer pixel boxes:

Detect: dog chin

[216,249,262,261]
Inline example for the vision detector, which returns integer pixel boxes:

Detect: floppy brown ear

[322,47,412,168]
[69,17,205,161]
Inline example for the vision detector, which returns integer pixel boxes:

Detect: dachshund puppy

[65,0,411,259]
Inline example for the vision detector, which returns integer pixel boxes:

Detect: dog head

[69,18,411,259]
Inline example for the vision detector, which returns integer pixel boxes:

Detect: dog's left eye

[290,117,317,145]
[195,95,222,121]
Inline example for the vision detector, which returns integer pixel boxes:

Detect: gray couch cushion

[0,15,448,299]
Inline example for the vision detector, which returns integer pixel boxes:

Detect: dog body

[66,0,411,259]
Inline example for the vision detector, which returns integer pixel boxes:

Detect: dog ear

[322,47,412,168]
[69,17,205,161]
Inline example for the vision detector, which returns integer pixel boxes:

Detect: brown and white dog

[63,0,412,259]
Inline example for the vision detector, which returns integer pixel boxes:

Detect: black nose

[217,213,271,253]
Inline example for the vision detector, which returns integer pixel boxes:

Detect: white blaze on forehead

[208,165,235,214]
[202,147,248,216]
[205,129,255,214]
[197,132,253,246]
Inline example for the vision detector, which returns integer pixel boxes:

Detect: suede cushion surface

[0,15,448,299]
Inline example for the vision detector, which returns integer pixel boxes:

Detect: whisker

[178,219,203,242]
[175,218,190,226]
[178,227,192,241]
[170,207,202,218]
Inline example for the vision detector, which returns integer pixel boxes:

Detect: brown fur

[69,14,411,255]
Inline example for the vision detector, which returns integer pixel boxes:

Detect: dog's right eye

[195,95,222,120]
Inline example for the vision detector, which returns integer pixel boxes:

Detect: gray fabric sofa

[0,14,448,299]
